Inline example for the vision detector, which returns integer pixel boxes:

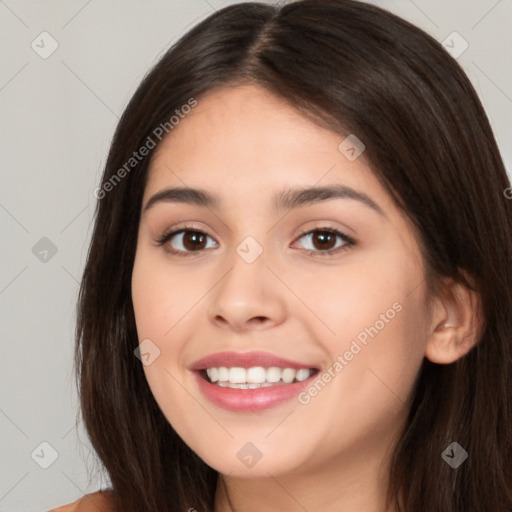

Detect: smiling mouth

[200,366,319,389]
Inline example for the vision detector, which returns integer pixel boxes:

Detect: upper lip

[190,351,318,371]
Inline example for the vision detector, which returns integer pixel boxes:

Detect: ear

[425,272,485,364]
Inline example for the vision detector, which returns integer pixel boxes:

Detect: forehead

[150,84,344,165]
[143,84,393,217]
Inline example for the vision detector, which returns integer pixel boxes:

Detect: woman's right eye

[156,228,218,256]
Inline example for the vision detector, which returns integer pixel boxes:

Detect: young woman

[51,0,512,511]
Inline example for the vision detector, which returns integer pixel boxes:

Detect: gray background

[1,0,511,510]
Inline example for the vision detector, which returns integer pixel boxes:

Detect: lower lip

[193,371,316,412]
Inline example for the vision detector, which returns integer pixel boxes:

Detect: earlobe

[424,273,484,365]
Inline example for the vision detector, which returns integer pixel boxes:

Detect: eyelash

[154,225,356,257]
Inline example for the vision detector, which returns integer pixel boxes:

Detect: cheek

[285,254,413,342]
[131,248,208,402]
[131,249,202,343]
[290,252,428,402]
[131,254,197,432]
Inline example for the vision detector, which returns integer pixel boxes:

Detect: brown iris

[310,231,337,251]
[182,231,207,251]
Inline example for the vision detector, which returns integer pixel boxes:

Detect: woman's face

[131,84,432,478]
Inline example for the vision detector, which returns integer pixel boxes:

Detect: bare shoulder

[48,490,113,512]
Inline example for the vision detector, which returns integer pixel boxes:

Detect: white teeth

[218,367,229,382]
[207,367,219,382]
[229,367,246,384]
[266,367,282,383]
[247,367,266,383]
[282,368,296,383]
[295,369,311,382]
[203,366,315,388]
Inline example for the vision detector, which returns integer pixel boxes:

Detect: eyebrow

[143,185,387,217]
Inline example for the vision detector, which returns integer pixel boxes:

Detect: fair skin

[131,84,481,511]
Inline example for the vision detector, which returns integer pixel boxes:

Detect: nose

[206,245,287,332]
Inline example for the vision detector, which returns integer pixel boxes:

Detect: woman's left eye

[292,228,356,256]
[155,226,355,256]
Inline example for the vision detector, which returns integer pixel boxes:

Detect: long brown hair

[75,1,512,510]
